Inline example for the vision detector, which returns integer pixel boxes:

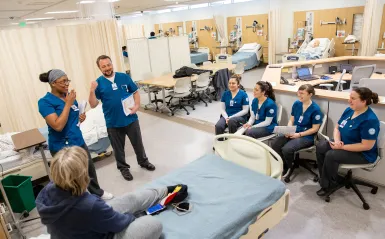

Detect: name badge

[298,116,303,123]
[340,120,347,128]
[256,113,259,120]
[230,100,234,106]
[112,83,118,90]
[71,105,79,111]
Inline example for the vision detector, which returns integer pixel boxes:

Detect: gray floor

[18,74,385,238]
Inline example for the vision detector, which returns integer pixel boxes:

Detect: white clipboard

[273,126,297,135]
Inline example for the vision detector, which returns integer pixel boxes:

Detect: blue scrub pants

[316,140,368,189]
[215,116,246,135]
[245,127,271,139]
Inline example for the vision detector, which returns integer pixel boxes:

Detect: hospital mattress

[190,52,209,64]
[232,52,260,70]
[144,154,286,239]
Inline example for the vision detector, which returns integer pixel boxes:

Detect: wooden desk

[199,63,236,72]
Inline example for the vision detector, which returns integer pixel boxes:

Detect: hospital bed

[145,134,289,239]
[0,104,112,181]
[282,38,335,62]
[232,43,263,70]
[190,47,209,64]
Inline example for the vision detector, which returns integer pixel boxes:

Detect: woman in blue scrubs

[215,77,249,135]
[243,81,278,138]
[38,69,113,200]
[271,84,323,174]
[316,87,380,196]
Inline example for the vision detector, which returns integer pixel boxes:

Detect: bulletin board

[154,22,184,36]
[186,18,219,56]
[227,14,269,63]
[377,4,385,51]
[293,6,364,57]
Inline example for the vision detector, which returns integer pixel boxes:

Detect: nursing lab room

[1,0,385,239]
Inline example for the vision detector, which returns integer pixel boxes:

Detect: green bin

[1,175,36,213]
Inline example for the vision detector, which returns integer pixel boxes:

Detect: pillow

[241,43,258,49]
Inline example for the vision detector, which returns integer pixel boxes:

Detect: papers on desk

[273,126,297,135]
[77,100,87,127]
[122,94,135,116]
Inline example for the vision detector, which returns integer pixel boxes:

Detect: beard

[103,69,114,77]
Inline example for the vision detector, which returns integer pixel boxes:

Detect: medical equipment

[344,35,357,44]
[282,38,335,62]
[188,21,198,48]
[246,20,264,33]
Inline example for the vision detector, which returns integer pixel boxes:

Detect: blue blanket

[144,154,286,239]
[190,52,208,64]
[232,52,259,70]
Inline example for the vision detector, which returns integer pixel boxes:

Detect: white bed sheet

[238,43,262,61]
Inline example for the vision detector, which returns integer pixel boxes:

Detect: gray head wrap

[48,69,66,83]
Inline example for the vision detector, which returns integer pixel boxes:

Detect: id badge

[71,105,79,111]
[256,113,259,120]
[298,116,303,123]
[230,100,234,107]
[339,120,347,128]
[112,83,118,90]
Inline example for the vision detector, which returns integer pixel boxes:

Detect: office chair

[284,114,327,183]
[359,78,385,96]
[319,69,346,91]
[321,121,385,210]
[344,65,376,92]
[195,72,212,106]
[142,73,163,111]
[168,77,195,116]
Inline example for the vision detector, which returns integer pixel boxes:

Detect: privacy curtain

[360,0,383,56]
[268,8,281,64]
[123,24,144,40]
[0,19,122,132]
[214,15,228,54]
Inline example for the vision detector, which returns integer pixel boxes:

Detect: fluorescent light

[233,0,252,3]
[168,4,187,8]
[11,22,37,25]
[108,0,120,2]
[25,17,54,21]
[211,0,231,5]
[78,0,95,3]
[156,9,171,14]
[172,6,188,11]
[190,3,209,9]
[45,10,78,14]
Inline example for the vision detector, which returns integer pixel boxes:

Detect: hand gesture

[65,90,76,105]
[79,113,86,123]
[243,123,251,129]
[90,81,98,92]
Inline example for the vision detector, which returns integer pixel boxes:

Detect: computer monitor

[297,67,311,78]
[340,64,353,73]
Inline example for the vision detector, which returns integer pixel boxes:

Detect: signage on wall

[337,30,346,38]
[211,32,216,39]
[257,30,263,36]
[306,12,314,34]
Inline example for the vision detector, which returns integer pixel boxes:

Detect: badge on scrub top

[121,85,128,93]
[339,119,348,128]
[230,100,234,106]
[256,113,259,120]
[298,116,303,123]
[112,83,118,90]
[71,105,79,111]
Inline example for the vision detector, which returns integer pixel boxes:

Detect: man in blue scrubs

[122,46,128,58]
[89,55,155,181]
[149,32,156,39]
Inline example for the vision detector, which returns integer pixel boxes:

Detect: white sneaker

[101,191,114,200]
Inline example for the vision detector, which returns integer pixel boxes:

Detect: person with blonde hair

[36,146,176,239]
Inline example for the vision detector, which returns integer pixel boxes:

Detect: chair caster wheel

[371,187,378,194]
[363,203,370,210]
[193,108,195,110]
[209,100,212,103]
[325,197,330,203]
[313,177,319,183]
[345,185,351,189]
[171,113,175,116]
[205,104,208,107]
[187,112,190,115]
[284,177,291,183]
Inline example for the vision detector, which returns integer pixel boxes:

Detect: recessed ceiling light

[108,0,120,2]
[45,10,78,14]
[77,1,95,4]
[11,22,37,25]
[25,17,54,21]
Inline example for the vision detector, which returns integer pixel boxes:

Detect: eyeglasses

[172,202,192,215]
[55,80,71,85]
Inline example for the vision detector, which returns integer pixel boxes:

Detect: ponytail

[353,87,379,105]
[256,81,276,101]
[372,92,379,104]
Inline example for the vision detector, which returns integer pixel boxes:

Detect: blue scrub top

[251,97,278,133]
[95,72,138,128]
[338,107,379,163]
[221,90,249,118]
[291,100,323,140]
[38,93,85,152]
[123,51,128,58]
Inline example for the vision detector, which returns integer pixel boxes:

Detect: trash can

[1,175,36,213]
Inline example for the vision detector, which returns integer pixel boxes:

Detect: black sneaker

[316,188,327,197]
[120,168,133,181]
[140,162,156,171]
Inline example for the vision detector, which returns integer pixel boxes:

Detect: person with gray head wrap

[38,69,114,200]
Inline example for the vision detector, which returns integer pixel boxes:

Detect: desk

[139,63,236,113]
[262,57,385,186]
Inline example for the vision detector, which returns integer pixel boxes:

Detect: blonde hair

[51,146,90,196]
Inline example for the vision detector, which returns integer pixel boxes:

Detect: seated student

[271,84,323,174]
[122,46,128,58]
[149,32,156,39]
[36,146,178,239]
[316,87,380,196]
[242,81,278,139]
[215,77,249,135]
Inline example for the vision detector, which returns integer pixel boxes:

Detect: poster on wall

[337,30,346,38]
[306,12,314,34]
[257,30,263,36]
[211,32,217,39]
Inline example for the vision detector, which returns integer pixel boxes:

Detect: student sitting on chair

[316,87,380,196]
[36,146,179,239]
[242,81,278,139]
[215,77,249,135]
[271,84,323,175]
